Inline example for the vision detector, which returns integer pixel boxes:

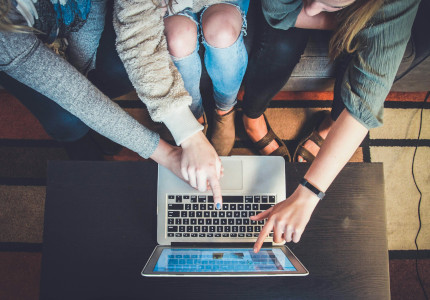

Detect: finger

[253,219,274,253]
[208,174,222,209]
[273,224,284,243]
[215,159,222,180]
[196,170,208,192]
[285,225,295,243]
[292,228,303,243]
[250,207,273,220]
[187,167,197,189]
[181,164,189,181]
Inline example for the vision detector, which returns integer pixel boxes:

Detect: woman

[114,0,250,156]
[240,0,420,252]
[0,0,223,206]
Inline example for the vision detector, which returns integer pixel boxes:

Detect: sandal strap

[295,146,315,163]
[308,131,325,147]
[271,142,291,161]
[254,129,277,150]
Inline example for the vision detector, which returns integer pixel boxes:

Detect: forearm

[2,35,160,158]
[294,7,338,30]
[303,109,368,193]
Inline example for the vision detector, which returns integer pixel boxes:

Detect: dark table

[40,161,390,300]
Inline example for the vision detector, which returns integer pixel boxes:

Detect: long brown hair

[329,0,384,60]
[0,0,34,32]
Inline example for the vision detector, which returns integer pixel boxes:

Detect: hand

[180,131,223,208]
[150,139,186,181]
[251,186,320,253]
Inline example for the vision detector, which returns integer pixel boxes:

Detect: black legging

[242,2,348,121]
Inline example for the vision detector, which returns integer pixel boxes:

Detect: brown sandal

[253,114,291,162]
[293,110,330,163]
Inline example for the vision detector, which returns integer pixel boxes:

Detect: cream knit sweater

[113,0,222,145]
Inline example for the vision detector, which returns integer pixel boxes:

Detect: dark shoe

[252,114,291,162]
[210,109,236,156]
[293,110,330,162]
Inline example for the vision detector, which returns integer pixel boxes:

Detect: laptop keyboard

[166,195,275,239]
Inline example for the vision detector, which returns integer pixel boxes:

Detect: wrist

[299,178,325,200]
[150,139,175,166]
[181,131,204,149]
[294,184,321,207]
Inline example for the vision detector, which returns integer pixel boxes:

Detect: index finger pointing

[208,175,222,209]
[253,219,274,253]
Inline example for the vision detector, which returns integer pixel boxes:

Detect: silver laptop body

[157,155,286,245]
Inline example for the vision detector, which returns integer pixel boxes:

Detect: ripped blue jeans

[169,0,250,119]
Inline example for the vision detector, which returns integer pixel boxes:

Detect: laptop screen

[153,248,297,273]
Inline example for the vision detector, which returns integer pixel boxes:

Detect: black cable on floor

[412,91,429,300]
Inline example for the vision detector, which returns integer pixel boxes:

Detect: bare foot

[297,113,334,162]
[243,114,279,155]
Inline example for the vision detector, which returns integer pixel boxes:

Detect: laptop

[142,156,308,277]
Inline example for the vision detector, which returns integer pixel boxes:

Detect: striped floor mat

[0,90,429,299]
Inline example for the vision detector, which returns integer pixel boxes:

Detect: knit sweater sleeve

[113,0,203,146]
[0,29,160,159]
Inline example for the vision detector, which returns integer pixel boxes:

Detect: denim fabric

[170,0,249,118]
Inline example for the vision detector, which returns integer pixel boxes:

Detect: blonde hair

[0,0,33,32]
[329,0,384,60]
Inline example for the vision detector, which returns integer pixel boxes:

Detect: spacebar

[208,196,243,203]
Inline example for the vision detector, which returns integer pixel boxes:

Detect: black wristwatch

[299,178,325,200]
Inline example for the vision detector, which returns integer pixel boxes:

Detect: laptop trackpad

[220,159,243,190]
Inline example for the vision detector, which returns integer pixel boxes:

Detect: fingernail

[216,203,221,210]
[253,248,257,253]
[298,157,303,162]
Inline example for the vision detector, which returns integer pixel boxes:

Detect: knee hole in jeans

[201,4,242,48]
[164,15,198,58]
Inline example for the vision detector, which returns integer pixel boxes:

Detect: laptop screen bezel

[141,245,309,277]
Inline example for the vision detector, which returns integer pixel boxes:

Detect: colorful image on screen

[153,248,297,272]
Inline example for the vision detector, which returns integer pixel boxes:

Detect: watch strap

[299,178,325,200]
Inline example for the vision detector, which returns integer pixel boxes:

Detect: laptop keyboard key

[168,211,179,218]
[260,204,273,210]
[223,196,243,203]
